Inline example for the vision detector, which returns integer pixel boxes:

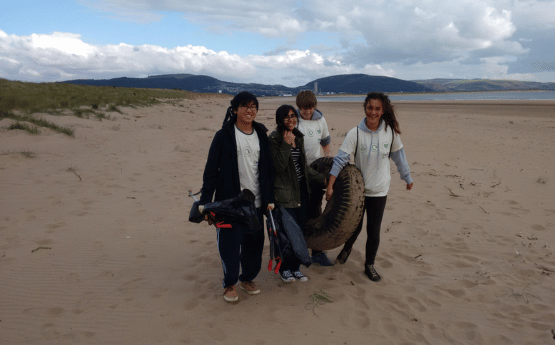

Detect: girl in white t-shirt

[326,92,414,282]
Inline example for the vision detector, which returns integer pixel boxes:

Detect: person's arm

[390,148,413,190]
[320,118,331,157]
[321,143,331,157]
[269,133,291,174]
[326,174,337,201]
[200,132,224,205]
[325,149,351,200]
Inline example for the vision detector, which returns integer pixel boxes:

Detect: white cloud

[3,0,555,84]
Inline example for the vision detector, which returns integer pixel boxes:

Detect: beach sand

[1,97,554,344]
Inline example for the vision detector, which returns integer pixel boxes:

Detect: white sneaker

[292,271,308,282]
[280,270,295,283]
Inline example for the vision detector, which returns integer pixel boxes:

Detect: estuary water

[315,90,555,102]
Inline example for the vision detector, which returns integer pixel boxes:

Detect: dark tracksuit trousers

[343,196,387,265]
[217,209,265,288]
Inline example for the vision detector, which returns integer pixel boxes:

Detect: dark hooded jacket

[200,114,274,210]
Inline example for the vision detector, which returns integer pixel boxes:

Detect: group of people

[198,90,413,303]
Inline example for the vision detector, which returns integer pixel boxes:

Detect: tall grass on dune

[0,111,75,136]
[0,78,224,114]
[0,78,230,136]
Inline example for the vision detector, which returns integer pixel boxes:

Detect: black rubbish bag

[189,189,262,233]
[267,206,311,268]
[189,200,204,224]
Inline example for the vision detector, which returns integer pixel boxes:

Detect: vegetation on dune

[0,78,229,136]
[1,111,75,136]
[0,78,227,114]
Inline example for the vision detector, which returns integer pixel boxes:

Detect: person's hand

[325,185,334,200]
[267,203,275,212]
[204,214,214,225]
[406,182,413,191]
[283,130,295,146]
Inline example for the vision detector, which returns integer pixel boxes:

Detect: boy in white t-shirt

[295,90,334,266]
[296,90,331,164]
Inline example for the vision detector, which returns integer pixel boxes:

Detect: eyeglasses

[240,105,258,112]
[284,115,297,120]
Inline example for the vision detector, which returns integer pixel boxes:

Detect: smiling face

[364,98,384,131]
[298,106,314,120]
[236,102,258,125]
[283,109,298,130]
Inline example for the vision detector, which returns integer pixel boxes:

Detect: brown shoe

[240,281,261,295]
[223,285,238,302]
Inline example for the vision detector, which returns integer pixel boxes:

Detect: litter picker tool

[267,208,282,274]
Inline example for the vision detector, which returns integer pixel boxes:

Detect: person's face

[299,106,315,120]
[283,109,297,130]
[364,98,384,130]
[236,102,257,124]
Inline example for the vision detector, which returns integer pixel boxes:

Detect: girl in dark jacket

[269,104,326,282]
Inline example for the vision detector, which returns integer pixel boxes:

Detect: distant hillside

[62,74,554,95]
[298,74,431,93]
[62,73,431,95]
[413,78,555,92]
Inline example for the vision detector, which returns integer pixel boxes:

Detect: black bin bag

[267,206,311,268]
[189,189,261,234]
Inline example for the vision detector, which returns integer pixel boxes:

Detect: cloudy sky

[1,0,554,87]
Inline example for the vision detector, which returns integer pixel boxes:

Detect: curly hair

[364,92,401,134]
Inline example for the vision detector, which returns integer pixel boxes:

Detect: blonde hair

[296,90,317,109]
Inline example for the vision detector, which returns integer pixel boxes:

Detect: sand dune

[1,97,554,344]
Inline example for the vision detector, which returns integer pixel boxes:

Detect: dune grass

[0,78,224,114]
[0,78,230,136]
[1,110,75,136]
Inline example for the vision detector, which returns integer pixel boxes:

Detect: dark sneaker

[292,270,308,282]
[335,247,352,264]
[312,252,335,266]
[364,264,381,282]
[280,270,295,283]
[240,281,261,295]
[223,285,238,302]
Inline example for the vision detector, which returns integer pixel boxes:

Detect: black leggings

[342,196,387,265]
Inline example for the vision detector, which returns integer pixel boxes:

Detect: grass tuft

[1,111,74,136]
[8,122,40,135]
[108,104,122,113]
[306,289,333,314]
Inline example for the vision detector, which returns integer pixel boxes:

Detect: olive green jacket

[269,129,326,208]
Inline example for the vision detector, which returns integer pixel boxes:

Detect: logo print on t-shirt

[308,129,314,137]
[317,129,322,135]
[371,144,378,152]
[383,143,389,150]
[360,144,368,153]
[243,147,252,157]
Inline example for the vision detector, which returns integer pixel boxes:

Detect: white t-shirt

[235,125,261,208]
[339,122,403,197]
[297,116,330,164]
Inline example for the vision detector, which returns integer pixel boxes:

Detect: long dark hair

[275,104,298,133]
[364,92,401,134]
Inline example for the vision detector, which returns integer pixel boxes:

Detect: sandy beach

[1,96,554,344]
